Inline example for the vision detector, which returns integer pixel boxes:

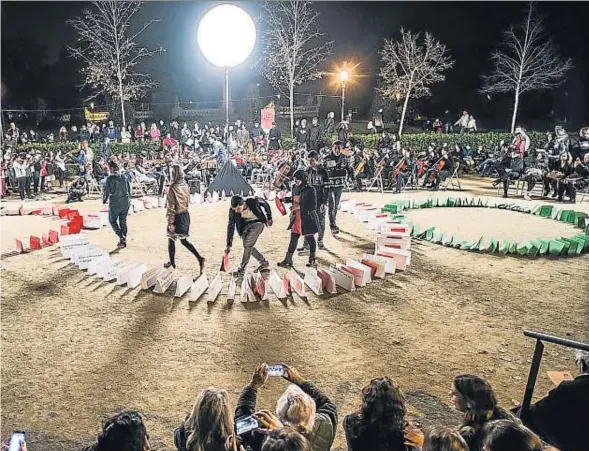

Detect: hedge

[13,131,547,156]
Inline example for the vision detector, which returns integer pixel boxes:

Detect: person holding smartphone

[233,363,338,451]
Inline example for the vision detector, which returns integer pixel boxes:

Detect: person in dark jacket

[277,170,320,268]
[492,147,524,198]
[323,112,335,136]
[481,420,545,451]
[308,118,321,152]
[324,141,353,234]
[301,151,329,252]
[517,349,589,451]
[225,196,273,278]
[295,119,310,151]
[450,374,517,451]
[103,160,131,249]
[65,175,87,204]
[337,121,349,146]
[235,363,338,451]
[173,387,233,451]
[343,376,420,451]
[268,123,282,151]
[421,426,468,451]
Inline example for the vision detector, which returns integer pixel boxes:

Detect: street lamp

[90,102,95,110]
[197,4,256,128]
[340,68,349,123]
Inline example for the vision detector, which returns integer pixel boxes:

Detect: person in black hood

[103,160,131,249]
[277,170,320,268]
[309,117,321,151]
[300,151,329,252]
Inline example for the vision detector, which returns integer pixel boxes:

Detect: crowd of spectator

[76,349,587,451]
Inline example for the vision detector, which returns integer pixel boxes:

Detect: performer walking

[324,141,353,234]
[164,165,205,273]
[300,151,329,252]
[278,170,320,268]
[225,195,273,278]
[103,160,131,249]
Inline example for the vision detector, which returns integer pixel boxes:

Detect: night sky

[2,1,589,125]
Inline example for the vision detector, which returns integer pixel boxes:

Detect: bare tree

[260,1,332,137]
[68,1,164,127]
[379,28,453,137]
[480,2,573,133]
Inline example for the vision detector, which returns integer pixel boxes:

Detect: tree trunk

[510,88,520,134]
[398,92,411,137]
[119,77,126,128]
[289,84,295,138]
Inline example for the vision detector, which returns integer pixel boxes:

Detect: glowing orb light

[197,4,256,68]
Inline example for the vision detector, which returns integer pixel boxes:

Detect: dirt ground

[2,178,588,450]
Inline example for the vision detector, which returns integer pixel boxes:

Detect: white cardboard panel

[88,255,111,275]
[189,273,209,301]
[96,259,119,279]
[140,265,167,290]
[127,264,147,289]
[69,245,94,263]
[360,257,386,279]
[288,269,307,298]
[153,267,175,294]
[103,261,125,281]
[376,249,406,271]
[303,267,323,296]
[364,252,396,274]
[83,215,104,229]
[253,273,269,300]
[380,247,411,267]
[78,251,108,270]
[61,241,90,259]
[379,224,410,236]
[337,264,366,288]
[60,233,88,243]
[329,265,356,291]
[376,236,411,250]
[269,270,287,299]
[317,269,337,294]
[115,264,137,286]
[174,273,194,297]
[207,273,223,302]
[227,276,236,301]
[345,259,373,285]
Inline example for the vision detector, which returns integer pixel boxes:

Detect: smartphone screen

[235,416,260,435]
[268,365,285,377]
[9,432,26,451]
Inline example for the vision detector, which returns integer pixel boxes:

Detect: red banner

[261,102,275,132]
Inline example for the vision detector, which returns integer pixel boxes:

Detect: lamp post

[197,4,256,130]
[340,69,349,123]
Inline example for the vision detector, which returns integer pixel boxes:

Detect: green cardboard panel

[529,239,543,257]
[488,237,498,253]
[538,239,549,255]
[516,241,531,256]
[508,242,517,254]
[431,230,443,244]
[470,237,484,251]
[441,234,452,246]
[439,198,448,207]
[568,237,585,255]
[448,198,456,207]
[499,240,510,254]
[560,237,580,255]
[425,227,436,241]
[548,239,567,255]
[540,206,553,218]
[531,205,542,216]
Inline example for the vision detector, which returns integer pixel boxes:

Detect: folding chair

[577,183,589,203]
[440,167,462,191]
[365,166,385,193]
[399,166,420,192]
[87,175,103,198]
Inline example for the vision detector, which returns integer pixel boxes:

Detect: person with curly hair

[343,376,421,451]
[450,375,516,451]
[84,410,150,451]
[261,427,311,451]
[421,426,468,451]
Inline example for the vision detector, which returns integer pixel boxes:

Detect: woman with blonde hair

[150,123,161,142]
[422,426,468,451]
[174,388,233,451]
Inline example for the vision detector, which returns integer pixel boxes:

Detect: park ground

[1,176,588,450]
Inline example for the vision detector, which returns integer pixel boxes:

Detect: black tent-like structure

[204,162,254,197]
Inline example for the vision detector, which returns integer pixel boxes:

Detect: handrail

[520,330,589,419]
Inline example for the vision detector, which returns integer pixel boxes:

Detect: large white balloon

[197,4,256,68]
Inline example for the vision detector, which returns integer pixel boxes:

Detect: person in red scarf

[277,170,320,268]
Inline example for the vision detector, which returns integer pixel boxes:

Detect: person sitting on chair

[567,153,589,202]
[426,149,454,191]
[523,150,549,201]
[543,152,573,201]
[395,148,416,193]
[493,146,524,198]
[66,176,87,203]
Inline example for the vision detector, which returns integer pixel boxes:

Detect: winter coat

[520,373,588,451]
[150,128,161,141]
[338,127,349,144]
[103,173,131,210]
[307,166,330,206]
[309,125,321,146]
[166,181,190,226]
[234,380,338,451]
[286,184,319,235]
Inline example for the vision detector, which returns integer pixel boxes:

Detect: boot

[317,240,325,250]
[197,256,205,275]
[277,253,294,268]
[306,252,317,268]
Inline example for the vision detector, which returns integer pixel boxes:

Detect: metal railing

[520,330,589,419]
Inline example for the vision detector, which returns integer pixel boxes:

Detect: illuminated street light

[198,4,256,127]
[339,65,350,122]
[90,102,95,109]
